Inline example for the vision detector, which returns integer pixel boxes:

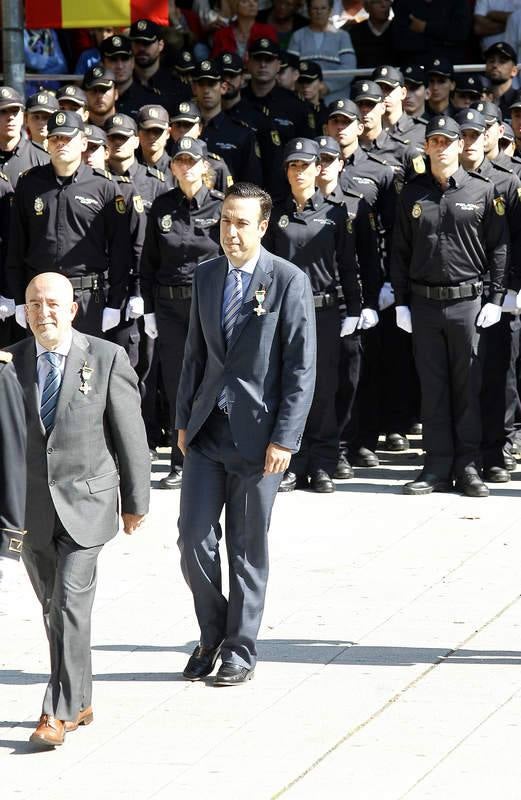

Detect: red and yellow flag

[25,0,169,29]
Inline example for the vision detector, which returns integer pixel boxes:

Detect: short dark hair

[224,181,272,222]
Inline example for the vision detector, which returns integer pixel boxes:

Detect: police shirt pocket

[86,470,120,494]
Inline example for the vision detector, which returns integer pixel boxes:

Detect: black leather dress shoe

[483,466,510,483]
[159,468,182,490]
[149,448,159,462]
[214,663,255,686]
[503,451,517,472]
[334,455,354,479]
[351,447,379,467]
[278,471,296,492]
[309,470,335,492]
[385,433,409,452]
[403,472,452,495]
[455,474,489,498]
[183,644,222,680]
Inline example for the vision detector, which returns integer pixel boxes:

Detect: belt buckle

[438,286,449,300]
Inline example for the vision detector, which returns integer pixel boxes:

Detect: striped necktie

[217,268,243,411]
[40,351,62,434]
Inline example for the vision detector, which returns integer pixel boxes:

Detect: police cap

[100,34,132,58]
[192,60,222,82]
[47,110,85,137]
[298,60,323,82]
[56,85,87,107]
[0,86,24,110]
[129,19,161,42]
[283,137,320,163]
[327,98,360,120]
[137,104,170,130]
[26,91,60,114]
[218,52,244,75]
[172,137,208,160]
[372,65,404,88]
[248,38,280,58]
[455,109,486,133]
[484,41,517,62]
[104,114,137,137]
[315,135,341,158]
[84,124,107,146]
[83,65,116,91]
[171,100,201,124]
[425,115,460,140]
[352,80,384,104]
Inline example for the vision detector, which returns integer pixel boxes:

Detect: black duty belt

[69,274,104,291]
[313,292,337,310]
[157,285,192,300]
[411,282,483,301]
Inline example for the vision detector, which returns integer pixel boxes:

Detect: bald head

[25,272,78,349]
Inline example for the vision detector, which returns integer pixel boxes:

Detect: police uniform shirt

[423,101,458,122]
[475,156,521,290]
[116,80,161,120]
[6,162,132,307]
[307,99,329,137]
[243,83,315,143]
[391,166,509,307]
[325,183,381,310]
[135,66,191,115]
[117,158,168,213]
[200,112,263,186]
[265,189,361,315]
[387,112,427,150]
[0,172,14,295]
[111,173,147,296]
[0,136,50,188]
[225,98,284,197]
[140,185,223,311]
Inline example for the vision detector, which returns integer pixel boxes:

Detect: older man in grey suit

[176,182,316,686]
[8,273,150,748]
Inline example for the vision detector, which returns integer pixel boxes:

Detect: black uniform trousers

[73,288,105,338]
[337,307,420,457]
[481,314,520,466]
[136,323,169,449]
[291,304,340,476]
[156,294,191,469]
[22,514,102,721]
[411,294,483,478]
[107,318,140,369]
[178,409,282,669]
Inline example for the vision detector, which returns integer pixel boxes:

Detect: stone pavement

[2,436,521,800]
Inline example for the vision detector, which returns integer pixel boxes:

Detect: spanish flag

[25,0,169,28]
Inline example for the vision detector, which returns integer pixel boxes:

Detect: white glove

[102,307,121,332]
[476,302,502,328]
[357,308,379,330]
[501,289,521,313]
[144,312,158,339]
[125,295,144,321]
[340,316,360,337]
[15,304,27,329]
[378,282,395,311]
[395,305,412,333]
[0,296,15,321]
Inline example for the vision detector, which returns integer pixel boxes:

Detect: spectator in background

[24,29,68,95]
[484,41,519,117]
[211,0,278,57]
[474,0,521,53]
[288,0,356,103]
[331,0,368,30]
[350,0,394,68]
[392,0,471,65]
[74,28,114,74]
[258,0,308,50]
[505,7,521,60]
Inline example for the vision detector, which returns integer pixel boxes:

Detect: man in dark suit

[0,351,26,559]
[8,273,150,747]
[176,182,316,686]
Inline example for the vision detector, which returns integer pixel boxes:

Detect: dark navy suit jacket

[176,245,316,464]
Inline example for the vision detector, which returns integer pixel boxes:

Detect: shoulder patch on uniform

[115,195,127,214]
[412,155,426,174]
[271,130,281,146]
[116,175,131,183]
[493,196,506,215]
[226,175,234,187]
[344,188,364,200]
[209,189,225,200]
[0,350,12,363]
[491,160,513,174]
[133,195,144,213]
[367,152,388,166]
[468,170,491,183]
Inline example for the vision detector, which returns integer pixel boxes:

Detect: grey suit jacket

[8,331,150,549]
[176,246,317,464]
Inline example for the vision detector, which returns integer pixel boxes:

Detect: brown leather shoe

[64,706,94,732]
[29,715,65,747]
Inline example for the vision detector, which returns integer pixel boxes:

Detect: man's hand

[409,14,427,33]
[264,442,292,476]
[178,429,187,457]
[122,513,145,534]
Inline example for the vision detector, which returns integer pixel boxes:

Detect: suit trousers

[291,305,340,475]
[481,314,520,467]
[411,294,483,478]
[22,514,102,721]
[156,294,191,469]
[178,409,282,669]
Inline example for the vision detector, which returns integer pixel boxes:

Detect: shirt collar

[36,330,73,359]
[227,248,261,275]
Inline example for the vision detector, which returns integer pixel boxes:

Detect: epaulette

[262,106,269,116]
[491,160,513,174]
[146,165,165,182]
[0,171,9,182]
[0,350,13,363]
[468,171,492,182]
[390,132,411,145]
[93,167,113,181]
[512,155,521,164]
[410,116,427,127]
[208,151,222,161]
[366,152,388,166]
[342,187,364,200]
[209,188,225,200]
[115,174,131,183]
[234,117,254,131]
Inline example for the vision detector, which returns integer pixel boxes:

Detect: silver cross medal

[254,285,267,316]
[79,362,93,395]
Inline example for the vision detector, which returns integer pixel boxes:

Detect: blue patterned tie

[218,268,243,411]
[40,351,62,434]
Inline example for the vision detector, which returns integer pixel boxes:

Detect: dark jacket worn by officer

[0,87,49,187]
[0,351,26,559]
[6,111,132,319]
[100,34,160,120]
[372,65,427,151]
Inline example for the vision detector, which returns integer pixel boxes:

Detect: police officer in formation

[3,21,521,502]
